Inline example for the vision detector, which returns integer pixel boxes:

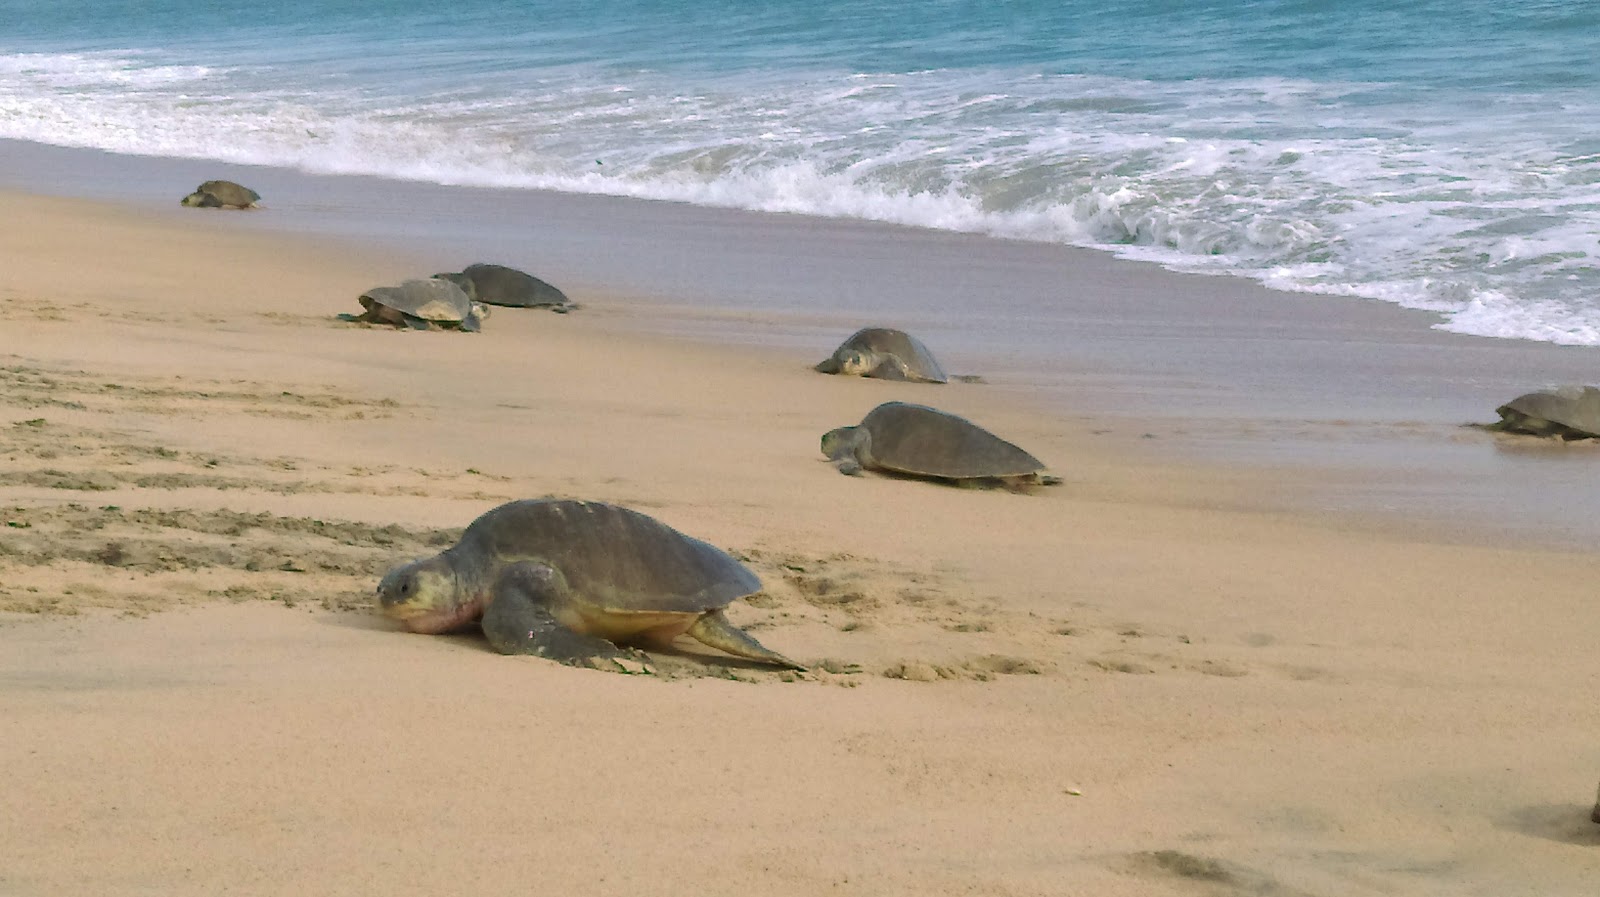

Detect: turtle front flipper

[481,563,652,673]
[820,426,869,476]
[686,608,806,671]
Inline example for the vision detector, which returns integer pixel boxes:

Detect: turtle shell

[441,263,572,309]
[823,327,948,382]
[360,278,476,323]
[457,499,761,615]
[182,180,260,208]
[1496,385,1600,437]
[859,401,1045,479]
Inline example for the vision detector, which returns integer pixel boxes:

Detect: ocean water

[3,0,1599,345]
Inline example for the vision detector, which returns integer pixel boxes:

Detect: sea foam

[2,46,1598,345]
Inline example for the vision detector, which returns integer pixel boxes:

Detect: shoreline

[4,138,1598,546]
[2,164,1599,895]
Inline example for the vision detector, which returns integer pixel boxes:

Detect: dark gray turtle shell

[359,278,477,324]
[1493,385,1600,438]
[453,499,760,615]
[859,401,1045,478]
[817,327,948,383]
[180,180,260,208]
[438,263,572,310]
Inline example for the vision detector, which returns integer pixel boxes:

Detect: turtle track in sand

[728,546,1306,686]
[0,358,402,421]
[0,293,352,331]
[0,356,1295,688]
[0,502,459,616]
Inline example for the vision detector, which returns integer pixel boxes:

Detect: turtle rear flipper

[481,563,652,673]
[685,608,805,671]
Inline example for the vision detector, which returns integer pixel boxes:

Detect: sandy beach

[2,167,1599,897]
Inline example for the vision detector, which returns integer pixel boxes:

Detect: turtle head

[821,425,869,475]
[377,555,475,634]
[836,349,877,376]
[821,425,868,460]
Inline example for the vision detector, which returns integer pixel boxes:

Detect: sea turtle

[1483,385,1600,439]
[821,401,1061,488]
[345,278,487,331]
[436,263,574,312]
[815,327,949,383]
[376,498,803,672]
[179,180,261,209]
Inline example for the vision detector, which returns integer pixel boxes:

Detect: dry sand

[2,188,1599,896]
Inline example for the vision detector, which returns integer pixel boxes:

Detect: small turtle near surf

[435,263,575,312]
[1478,385,1600,440]
[179,180,261,209]
[376,498,804,673]
[341,278,488,331]
[816,327,970,383]
[821,401,1061,489]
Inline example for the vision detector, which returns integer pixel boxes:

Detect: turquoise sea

[2,0,1599,344]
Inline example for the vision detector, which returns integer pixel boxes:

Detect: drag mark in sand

[0,355,1281,689]
[0,502,460,616]
[2,417,516,500]
[0,358,402,420]
[732,547,1274,685]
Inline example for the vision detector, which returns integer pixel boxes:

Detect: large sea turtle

[180,180,260,209]
[815,327,949,383]
[436,263,574,312]
[1483,385,1600,439]
[821,401,1061,489]
[345,278,487,331]
[376,498,803,672]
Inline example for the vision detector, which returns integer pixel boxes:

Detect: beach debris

[820,401,1061,489]
[179,180,260,209]
[375,498,806,673]
[1481,385,1600,439]
[434,263,575,312]
[342,278,487,331]
[815,327,952,383]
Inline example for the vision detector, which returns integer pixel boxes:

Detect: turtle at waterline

[180,180,261,209]
[1478,385,1600,439]
[341,278,487,331]
[821,401,1060,489]
[815,327,954,383]
[435,263,575,312]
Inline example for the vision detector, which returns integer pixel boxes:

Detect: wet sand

[1,174,1598,896]
[6,138,1599,543]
